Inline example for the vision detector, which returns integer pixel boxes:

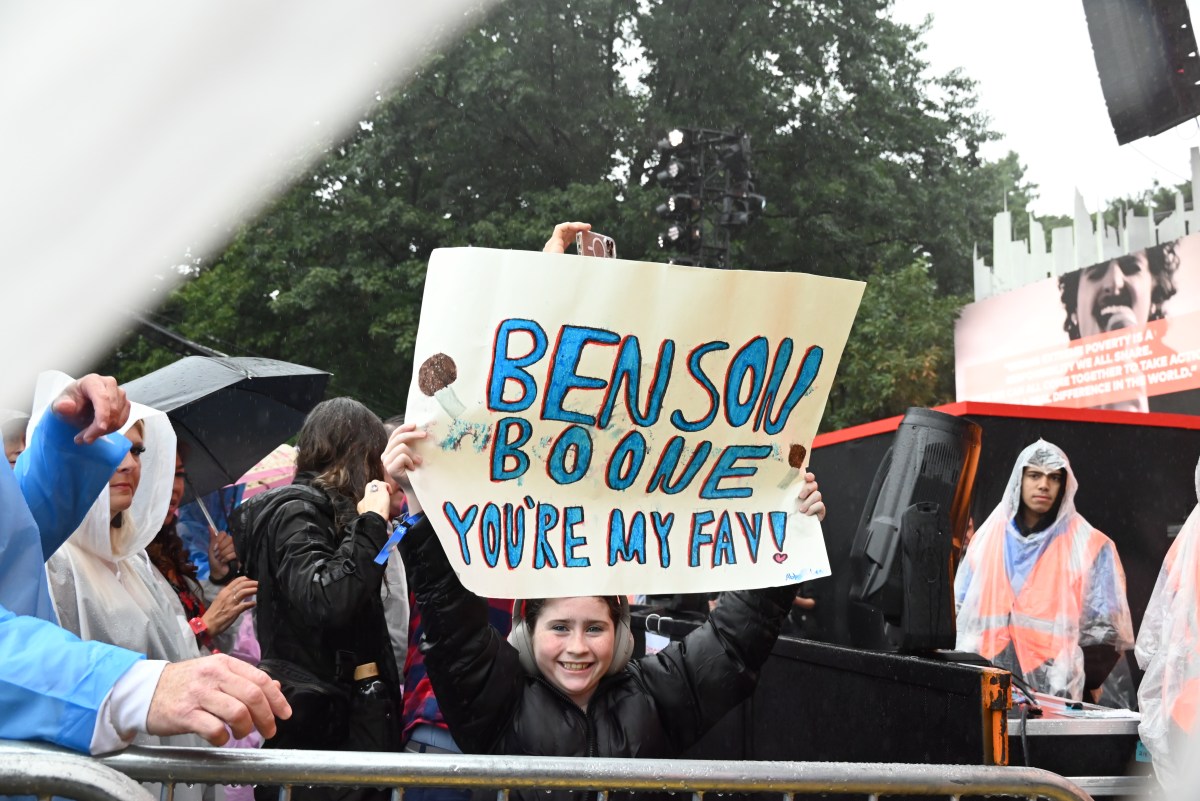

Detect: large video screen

[955,233,1200,413]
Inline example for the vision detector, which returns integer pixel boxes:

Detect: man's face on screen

[1074,252,1153,339]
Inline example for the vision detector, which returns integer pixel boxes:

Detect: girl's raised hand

[797,472,825,521]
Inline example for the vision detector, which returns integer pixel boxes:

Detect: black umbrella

[123,356,330,503]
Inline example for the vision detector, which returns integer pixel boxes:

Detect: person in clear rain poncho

[955,439,1134,701]
[38,372,217,800]
[1136,455,1200,791]
[40,376,200,668]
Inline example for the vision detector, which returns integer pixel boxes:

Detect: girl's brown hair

[522,596,623,630]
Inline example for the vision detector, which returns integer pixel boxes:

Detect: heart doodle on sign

[773,553,788,564]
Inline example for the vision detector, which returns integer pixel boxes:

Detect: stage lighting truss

[657,128,688,151]
[657,222,703,252]
[655,193,702,220]
[719,190,767,227]
[655,157,696,189]
[650,127,765,269]
[719,134,753,181]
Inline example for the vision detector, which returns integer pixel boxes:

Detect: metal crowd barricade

[0,741,154,801]
[88,744,1100,801]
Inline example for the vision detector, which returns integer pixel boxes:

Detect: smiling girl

[384,423,824,795]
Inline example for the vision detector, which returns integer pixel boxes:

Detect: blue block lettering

[488,319,548,412]
[443,501,478,564]
[645,436,711,495]
[699,444,771,500]
[688,511,716,567]
[491,417,533,482]
[535,503,560,569]
[606,430,647,491]
[607,509,647,566]
[768,510,788,552]
[542,325,620,425]
[505,502,525,569]
[670,342,727,432]
[713,512,736,566]
[736,512,763,563]
[759,345,824,435]
[562,506,589,567]
[481,503,502,568]
[724,337,768,428]
[547,425,593,485]
[597,337,675,428]
[651,512,674,568]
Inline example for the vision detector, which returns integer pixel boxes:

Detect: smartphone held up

[577,231,617,259]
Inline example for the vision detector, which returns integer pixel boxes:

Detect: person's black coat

[237,481,398,801]
[400,515,796,800]
[237,476,398,687]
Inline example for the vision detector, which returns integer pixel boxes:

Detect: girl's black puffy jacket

[399,515,797,800]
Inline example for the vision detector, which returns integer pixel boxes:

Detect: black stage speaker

[1083,0,1200,144]
[847,408,981,651]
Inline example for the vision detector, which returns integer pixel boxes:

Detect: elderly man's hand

[51,374,130,445]
[543,221,591,254]
[146,655,291,745]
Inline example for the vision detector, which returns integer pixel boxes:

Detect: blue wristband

[374,512,424,564]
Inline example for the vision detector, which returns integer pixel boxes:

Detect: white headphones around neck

[507,596,636,677]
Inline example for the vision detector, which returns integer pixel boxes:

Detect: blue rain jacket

[3,408,129,619]
[0,409,143,752]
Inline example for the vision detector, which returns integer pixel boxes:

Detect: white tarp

[2,1,487,406]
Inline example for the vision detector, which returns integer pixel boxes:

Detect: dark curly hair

[1058,239,1180,340]
[146,519,198,584]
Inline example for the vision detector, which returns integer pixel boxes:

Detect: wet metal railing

[96,744,1098,801]
[0,741,154,801]
[0,740,1097,801]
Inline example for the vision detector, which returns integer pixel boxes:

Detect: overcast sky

[892,0,1200,216]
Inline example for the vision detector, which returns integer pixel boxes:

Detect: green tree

[102,0,1031,428]
[1100,178,1192,231]
[632,3,1006,294]
[822,260,964,431]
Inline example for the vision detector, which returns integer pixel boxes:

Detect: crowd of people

[0,374,289,762]
[0,378,824,801]
[0,224,827,801]
[2,221,1197,797]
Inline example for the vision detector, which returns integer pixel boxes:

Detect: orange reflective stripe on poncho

[1173,679,1200,731]
[970,516,1106,674]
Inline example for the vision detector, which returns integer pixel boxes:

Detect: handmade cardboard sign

[406,247,864,597]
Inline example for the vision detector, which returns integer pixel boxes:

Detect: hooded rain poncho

[39,372,197,665]
[1136,456,1200,790]
[955,439,1134,700]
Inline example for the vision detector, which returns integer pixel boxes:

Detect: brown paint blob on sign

[788,444,806,469]
[419,353,458,396]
